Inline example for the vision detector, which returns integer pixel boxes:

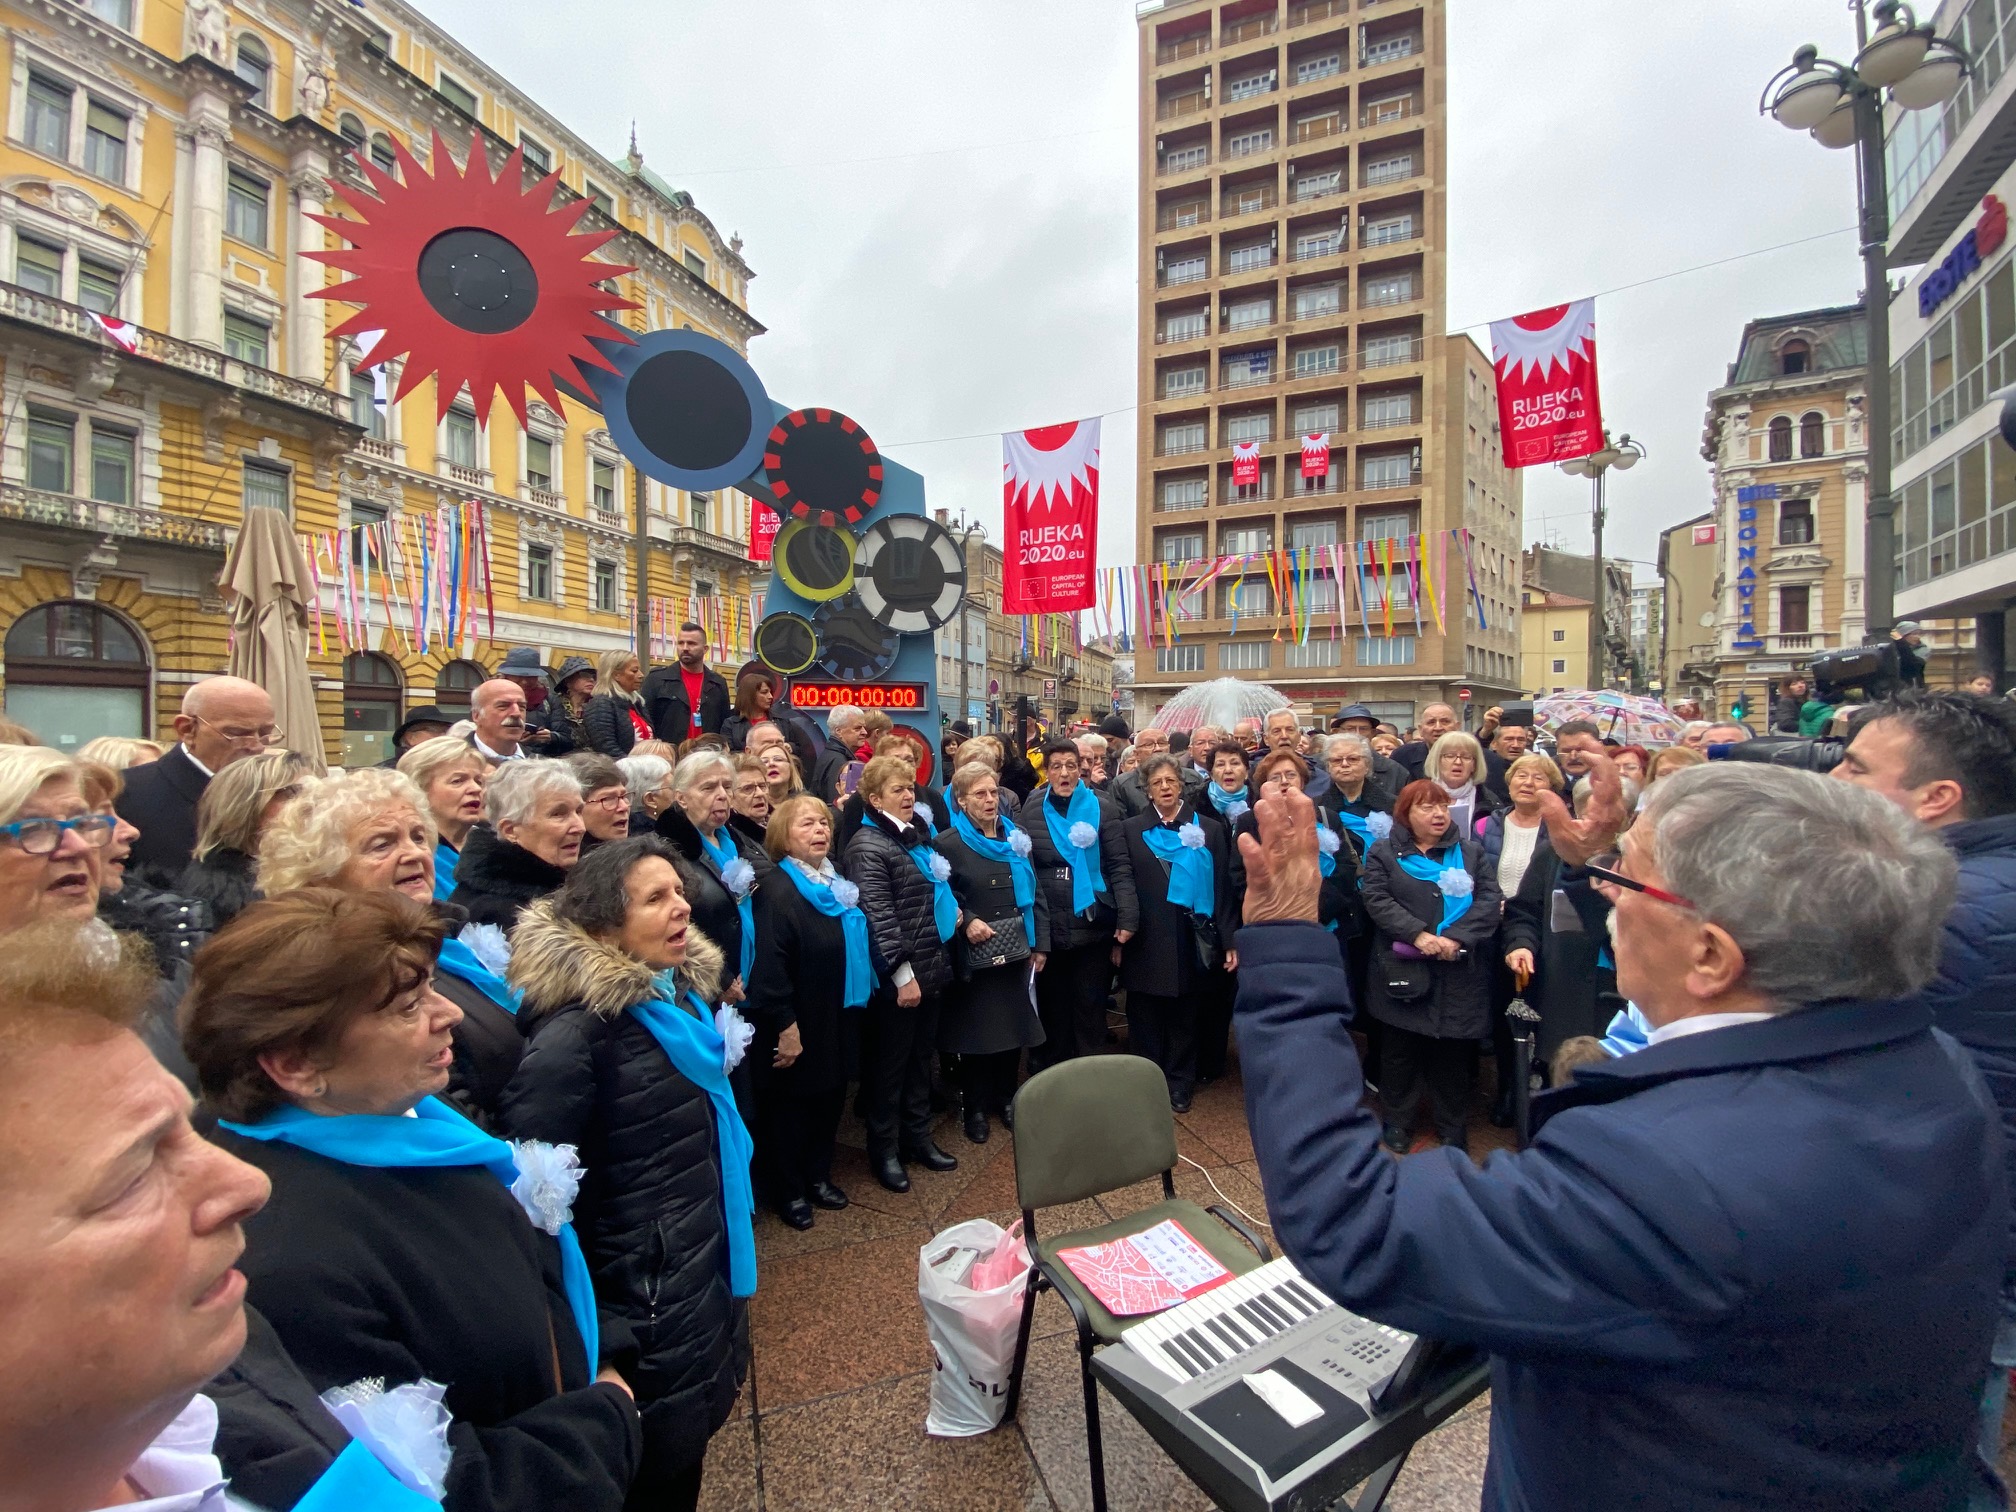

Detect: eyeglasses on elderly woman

[0,814,115,854]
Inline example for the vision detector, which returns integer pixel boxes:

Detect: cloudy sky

[418,0,1880,585]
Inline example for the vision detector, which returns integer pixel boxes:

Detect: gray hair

[1572,774,1641,816]
[1324,732,1371,760]
[564,750,625,796]
[617,753,671,805]
[483,759,582,827]
[671,749,735,792]
[1137,752,1182,788]
[1075,733,1107,756]
[1637,764,1956,1006]
[825,703,864,734]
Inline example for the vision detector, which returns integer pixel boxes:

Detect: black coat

[1111,762,1207,819]
[176,847,258,927]
[809,733,856,807]
[582,693,643,758]
[1359,827,1503,1039]
[206,1307,352,1512]
[448,824,570,931]
[1015,785,1140,952]
[499,907,744,1486]
[1500,845,1616,1061]
[1233,805,1365,940]
[99,877,212,975]
[215,1127,641,1512]
[721,709,820,786]
[935,820,1050,1054]
[115,743,208,882]
[526,697,583,759]
[843,805,954,996]
[744,865,851,1092]
[642,663,731,743]
[1120,805,1237,999]
[655,806,772,991]
[834,782,947,853]
[436,964,526,1131]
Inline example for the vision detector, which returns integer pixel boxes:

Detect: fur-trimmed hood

[507,896,724,1020]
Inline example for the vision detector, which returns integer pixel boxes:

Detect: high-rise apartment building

[1131,0,1520,732]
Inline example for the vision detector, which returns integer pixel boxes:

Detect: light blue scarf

[1397,846,1476,933]
[294,1440,440,1511]
[779,859,874,1009]
[628,990,757,1297]
[950,810,1037,940]
[1041,783,1107,916]
[1203,781,1250,825]
[220,1098,598,1377]
[432,840,459,902]
[435,934,520,1012]
[910,842,960,943]
[1334,806,1391,855]
[698,825,757,987]
[1141,819,1215,916]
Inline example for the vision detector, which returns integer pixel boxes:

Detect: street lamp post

[1560,432,1645,690]
[949,515,987,729]
[1760,0,1969,644]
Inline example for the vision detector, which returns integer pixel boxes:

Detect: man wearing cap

[378,704,453,768]
[1894,621,1930,689]
[642,623,732,742]
[1331,704,1404,802]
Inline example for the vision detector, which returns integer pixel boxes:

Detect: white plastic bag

[919,1218,1032,1437]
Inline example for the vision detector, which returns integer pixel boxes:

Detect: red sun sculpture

[308,131,638,425]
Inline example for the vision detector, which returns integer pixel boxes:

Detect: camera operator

[1831,689,2016,1500]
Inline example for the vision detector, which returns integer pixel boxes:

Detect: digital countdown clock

[789,680,927,712]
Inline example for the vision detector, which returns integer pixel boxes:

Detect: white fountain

[1150,678,1295,733]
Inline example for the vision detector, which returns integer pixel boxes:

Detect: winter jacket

[1233,805,1365,940]
[498,906,744,1487]
[743,866,851,1091]
[1799,698,1840,737]
[1358,826,1503,1040]
[176,847,259,927]
[1015,785,1141,952]
[1235,920,2004,1512]
[1111,761,1207,819]
[1500,845,1615,1062]
[654,806,772,991]
[100,877,213,975]
[1121,804,1239,999]
[526,698,584,759]
[842,804,955,996]
[641,662,731,743]
[448,824,570,931]
[582,692,644,758]
[809,733,856,808]
[1908,811,2016,1276]
[1770,692,1805,735]
[720,709,820,784]
[434,965,526,1131]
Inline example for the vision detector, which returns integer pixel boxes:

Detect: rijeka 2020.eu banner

[1489,299,1603,468]
[1002,418,1099,614]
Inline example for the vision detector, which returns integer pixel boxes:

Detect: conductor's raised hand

[1536,749,1628,867]
[1237,788,1322,926]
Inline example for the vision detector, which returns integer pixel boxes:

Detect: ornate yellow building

[0,0,762,763]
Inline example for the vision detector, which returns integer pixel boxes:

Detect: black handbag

[966,911,1031,971]
[1190,913,1225,972]
[1381,949,1433,1003]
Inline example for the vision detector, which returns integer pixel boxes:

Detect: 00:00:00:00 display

[788,681,927,710]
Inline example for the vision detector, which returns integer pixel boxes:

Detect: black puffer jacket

[100,878,213,974]
[448,824,570,930]
[176,848,259,927]
[582,693,642,758]
[843,805,954,996]
[1359,826,1504,1040]
[498,904,744,1488]
[654,806,772,992]
[1016,785,1140,952]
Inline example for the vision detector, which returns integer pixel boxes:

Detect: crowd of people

[7,617,2016,1510]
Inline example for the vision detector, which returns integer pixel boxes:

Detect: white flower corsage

[831,877,861,910]
[1225,798,1250,823]
[720,857,756,900]
[1436,867,1475,900]
[320,1378,452,1500]
[928,852,952,883]
[1008,827,1033,858]
[1178,820,1206,849]
[1068,820,1099,850]
[1317,825,1341,855]
[715,1003,754,1072]
[914,800,935,827]
[508,1140,582,1236]
[459,922,512,976]
[1366,811,1394,841]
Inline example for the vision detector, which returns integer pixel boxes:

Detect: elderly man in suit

[115,675,275,881]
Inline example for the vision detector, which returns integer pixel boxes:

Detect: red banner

[1300,432,1330,480]
[749,498,781,562]
[1489,299,1602,468]
[1231,441,1261,487]
[1002,418,1099,614]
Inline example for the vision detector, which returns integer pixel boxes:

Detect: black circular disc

[417,227,538,334]
[626,349,755,474]
[764,409,883,525]
[754,612,818,677]
[812,596,900,683]
[775,519,855,601]
[855,515,967,633]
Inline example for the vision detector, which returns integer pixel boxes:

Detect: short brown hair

[860,754,915,803]
[1391,779,1454,835]
[1647,745,1707,782]
[764,794,832,861]
[1251,749,1308,789]
[180,889,445,1122]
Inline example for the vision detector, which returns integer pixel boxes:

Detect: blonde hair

[396,734,487,792]
[764,794,832,862]
[0,714,41,747]
[961,735,1004,772]
[1506,752,1564,790]
[860,754,915,803]
[1647,745,1707,783]
[75,736,163,771]
[1427,731,1485,785]
[193,751,313,862]
[631,739,678,763]
[859,711,894,743]
[0,746,77,825]
[594,648,641,701]
[257,767,433,894]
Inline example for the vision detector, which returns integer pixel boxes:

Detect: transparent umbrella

[1152,678,1295,734]
[1533,690,1686,748]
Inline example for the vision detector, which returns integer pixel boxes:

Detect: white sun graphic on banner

[1491,299,1597,384]
[1004,419,1101,513]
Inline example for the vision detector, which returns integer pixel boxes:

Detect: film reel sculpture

[314,131,966,733]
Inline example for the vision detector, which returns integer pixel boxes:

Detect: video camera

[1805,642,1903,704]
[1705,736,1847,775]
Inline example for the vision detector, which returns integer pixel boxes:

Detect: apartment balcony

[1222,249,1279,276]
[1154,489,1210,514]
[1360,36,1422,68]
[441,461,492,489]
[1360,410,1418,431]
[1289,302,1349,324]
[591,504,625,531]
[1156,201,1211,232]
[1359,283,1422,310]
[1225,135,1280,161]
[665,524,751,568]
[1222,307,1277,334]
[1360,337,1426,369]
[1158,91,1210,121]
[1159,263,1211,288]
[1288,236,1346,263]
[1360,217,1422,250]
[1158,150,1213,179]
[1222,475,1278,504]
[0,481,228,552]
[354,435,398,463]
[1221,185,1279,219]
[1291,115,1344,145]
[1224,74,1279,105]
[1161,375,1210,400]
[1359,466,1425,492]
[1289,0,1348,26]
[526,485,568,511]
[1154,323,1210,346]
[1222,13,1279,45]
[1220,368,1278,390]
[1157,434,1211,457]
[1361,96,1423,129]
[1286,473,1344,499]
[1156,32,1212,65]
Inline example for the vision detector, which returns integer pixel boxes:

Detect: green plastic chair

[1001,1055,1270,1512]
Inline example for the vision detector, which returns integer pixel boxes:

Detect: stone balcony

[0,481,229,553]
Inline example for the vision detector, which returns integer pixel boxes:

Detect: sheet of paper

[1056,1219,1232,1316]
[1128,1218,1232,1294]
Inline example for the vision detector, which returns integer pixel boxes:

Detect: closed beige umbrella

[220,504,329,771]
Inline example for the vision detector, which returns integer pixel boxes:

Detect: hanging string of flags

[303,500,498,658]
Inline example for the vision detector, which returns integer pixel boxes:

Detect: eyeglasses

[586,792,630,810]
[191,714,282,747]
[0,814,115,854]
[1585,852,1695,910]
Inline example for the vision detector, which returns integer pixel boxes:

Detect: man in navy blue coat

[1833,688,2016,1502]
[1233,762,2004,1511]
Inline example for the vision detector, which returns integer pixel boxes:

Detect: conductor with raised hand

[1231,764,2005,1511]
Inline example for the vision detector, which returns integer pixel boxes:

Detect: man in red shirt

[641,622,731,744]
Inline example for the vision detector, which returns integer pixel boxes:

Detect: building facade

[1655,510,1718,709]
[1520,544,1630,691]
[0,0,762,763]
[1518,583,1590,698]
[1129,0,1519,733]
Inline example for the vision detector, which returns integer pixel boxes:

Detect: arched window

[1780,339,1810,376]
[369,133,398,176]
[3,601,149,748]
[435,658,487,713]
[342,651,403,767]
[234,35,270,110]
[1768,415,1793,462]
[337,114,366,152]
[1799,411,1826,458]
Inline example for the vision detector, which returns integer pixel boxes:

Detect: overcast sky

[417,0,1881,586]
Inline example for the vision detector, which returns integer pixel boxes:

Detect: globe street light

[1760,1,1968,644]
[1559,432,1645,690]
